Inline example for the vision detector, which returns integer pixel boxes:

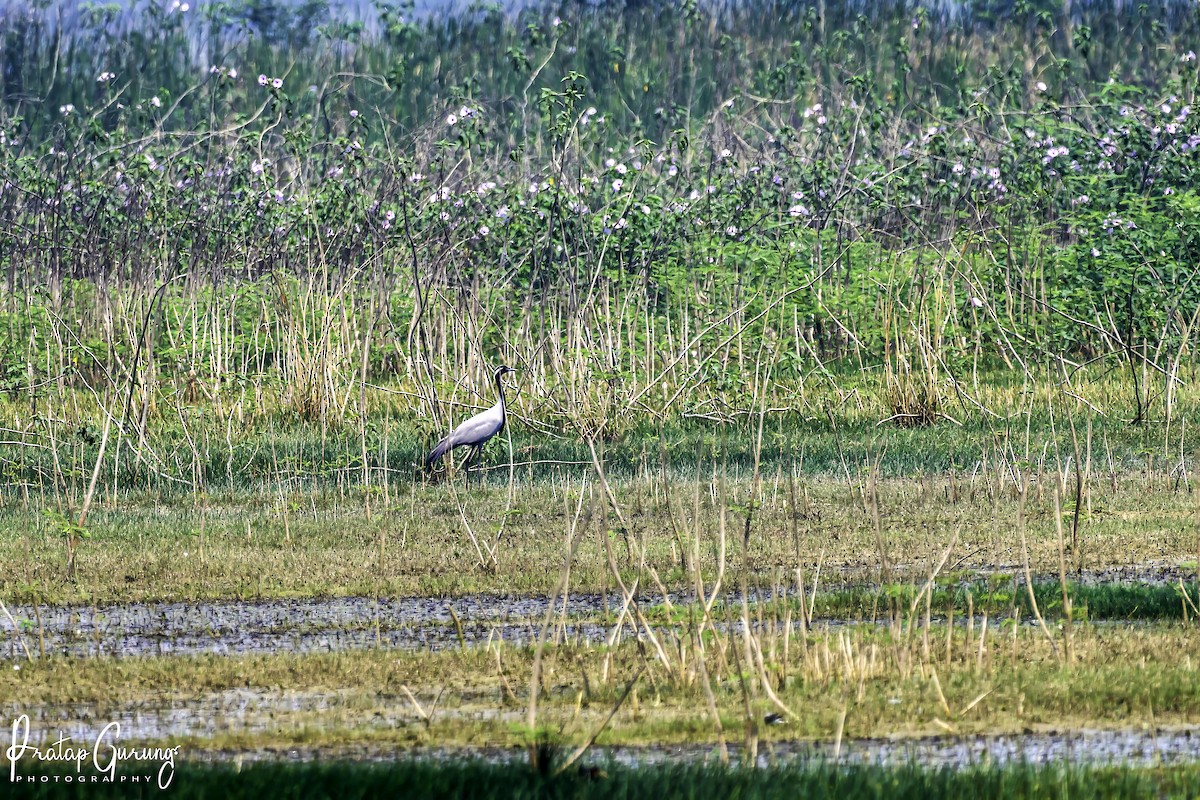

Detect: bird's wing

[450,404,504,446]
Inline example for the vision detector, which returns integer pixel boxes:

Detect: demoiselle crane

[425,365,515,475]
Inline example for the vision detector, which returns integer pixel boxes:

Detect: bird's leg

[465,445,481,485]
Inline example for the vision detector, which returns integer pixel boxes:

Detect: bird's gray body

[425,366,513,472]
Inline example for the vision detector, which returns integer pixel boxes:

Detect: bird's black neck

[494,369,507,413]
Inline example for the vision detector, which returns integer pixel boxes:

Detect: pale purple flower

[1035,81,1047,92]
[258,74,268,86]
[272,78,283,90]
[150,96,162,108]
[446,113,458,126]
[478,225,490,237]
[612,179,624,192]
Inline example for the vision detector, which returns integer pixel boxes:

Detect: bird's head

[496,365,516,378]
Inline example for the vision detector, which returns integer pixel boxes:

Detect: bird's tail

[425,437,451,470]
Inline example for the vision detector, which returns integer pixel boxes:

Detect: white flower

[552,15,561,26]
[1161,103,1172,114]
[719,148,732,159]
[969,297,984,308]
[1036,81,1048,92]
[59,104,75,115]
[258,74,268,86]
[446,113,458,126]
[725,225,739,236]
[1183,51,1197,63]
[150,96,162,108]
[788,205,810,217]
[612,179,623,192]
[478,225,490,236]
[227,68,238,79]
[350,109,359,118]
[97,71,115,83]
[272,78,283,89]
[615,163,627,175]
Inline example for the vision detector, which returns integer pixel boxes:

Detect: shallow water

[3,569,1197,769]
[0,593,633,658]
[8,688,1200,768]
[1,564,1190,659]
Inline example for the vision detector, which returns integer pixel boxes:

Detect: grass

[1,460,1196,604]
[0,0,1198,785]
[4,622,1200,751]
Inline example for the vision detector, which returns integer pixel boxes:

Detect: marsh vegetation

[1,0,1200,792]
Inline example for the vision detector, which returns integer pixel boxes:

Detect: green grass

[2,461,1197,604]
[800,580,1200,623]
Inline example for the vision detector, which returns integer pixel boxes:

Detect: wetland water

[1,563,1193,659]
[3,572,1198,769]
[8,689,1200,770]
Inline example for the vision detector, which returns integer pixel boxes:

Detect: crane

[425,365,515,477]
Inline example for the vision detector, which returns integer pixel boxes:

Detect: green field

[2,0,1200,794]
